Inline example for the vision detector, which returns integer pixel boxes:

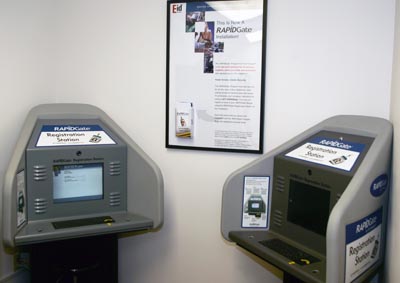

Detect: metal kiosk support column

[2,104,164,282]
[221,116,392,283]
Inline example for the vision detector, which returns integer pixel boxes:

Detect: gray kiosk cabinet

[221,116,392,283]
[2,104,163,282]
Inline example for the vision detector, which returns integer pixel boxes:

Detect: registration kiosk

[221,116,392,283]
[2,104,163,282]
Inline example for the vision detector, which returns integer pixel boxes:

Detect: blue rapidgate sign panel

[345,208,382,283]
[285,137,366,172]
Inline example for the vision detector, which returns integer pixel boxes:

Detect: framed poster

[166,0,267,153]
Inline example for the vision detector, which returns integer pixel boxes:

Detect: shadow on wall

[0,269,30,283]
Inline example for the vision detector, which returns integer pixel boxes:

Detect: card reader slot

[52,216,115,229]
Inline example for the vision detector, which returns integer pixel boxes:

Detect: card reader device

[221,116,392,283]
[246,195,266,218]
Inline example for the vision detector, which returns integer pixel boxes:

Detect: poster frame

[166,0,267,153]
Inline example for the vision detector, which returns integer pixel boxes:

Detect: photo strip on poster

[166,0,267,153]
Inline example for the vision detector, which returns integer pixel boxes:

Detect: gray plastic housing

[25,119,128,221]
[3,104,164,248]
[221,115,392,283]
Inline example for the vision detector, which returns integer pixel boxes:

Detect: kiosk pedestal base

[29,235,118,283]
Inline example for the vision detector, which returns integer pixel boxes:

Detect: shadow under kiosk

[2,104,163,282]
[221,116,392,283]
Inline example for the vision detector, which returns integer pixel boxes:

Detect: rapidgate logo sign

[370,174,389,197]
[172,4,183,13]
[318,139,353,150]
[53,126,92,131]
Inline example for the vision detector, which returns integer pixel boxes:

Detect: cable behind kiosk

[221,116,392,283]
[2,103,163,282]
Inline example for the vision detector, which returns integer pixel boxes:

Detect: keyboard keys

[260,238,320,265]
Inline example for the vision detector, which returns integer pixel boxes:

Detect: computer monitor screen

[287,180,330,236]
[53,163,103,203]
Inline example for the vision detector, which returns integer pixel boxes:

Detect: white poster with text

[167,0,265,153]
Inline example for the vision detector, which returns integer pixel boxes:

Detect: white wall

[0,0,395,282]
[0,0,57,278]
[386,0,400,281]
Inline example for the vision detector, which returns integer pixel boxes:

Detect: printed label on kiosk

[242,176,269,228]
[16,171,26,228]
[345,208,382,283]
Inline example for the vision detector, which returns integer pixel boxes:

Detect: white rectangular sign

[285,137,366,171]
[242,176,269,228]
[36,125,116,147]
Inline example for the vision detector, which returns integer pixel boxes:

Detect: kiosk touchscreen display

[287,180,331,236]
[53,163,103,203]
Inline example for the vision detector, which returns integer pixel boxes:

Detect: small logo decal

[370,174,388,197]
[172,4,182,13]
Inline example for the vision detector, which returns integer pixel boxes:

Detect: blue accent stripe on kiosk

[346,208,382,244]
[41,125,104,132]
[309,137,366,153]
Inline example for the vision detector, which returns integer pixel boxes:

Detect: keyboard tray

[260,238,320,265]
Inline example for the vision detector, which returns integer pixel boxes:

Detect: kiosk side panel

[96,114,164,229]
[326,122,392,283]
[126,146,164,229]
[2,110,37,249]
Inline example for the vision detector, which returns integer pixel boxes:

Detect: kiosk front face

[271,131,374,255]
[26,119,127,221]
[13,117,153,246]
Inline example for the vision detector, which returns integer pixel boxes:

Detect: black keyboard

[260,238,320,265]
